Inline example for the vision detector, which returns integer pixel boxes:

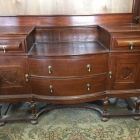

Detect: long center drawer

[30,74,106,96]
[29,54,108,77]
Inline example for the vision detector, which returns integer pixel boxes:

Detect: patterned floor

[0,99,140,140]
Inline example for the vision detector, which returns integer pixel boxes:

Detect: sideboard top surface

[99,23,140,33]
[29,41,108,57]
[0,14,133,26]
[0,26,35,35]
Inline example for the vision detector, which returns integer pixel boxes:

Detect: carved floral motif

[3,70,18,84]
[120,67,132,79]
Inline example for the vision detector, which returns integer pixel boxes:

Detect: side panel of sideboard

[0,56,31,102]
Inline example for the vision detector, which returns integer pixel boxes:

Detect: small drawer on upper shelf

[29,54,108,77]
[0,38,26,53]
[112,37,140,51]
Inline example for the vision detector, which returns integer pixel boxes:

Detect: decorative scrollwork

[120,67,132,79]
[3,70,18,84]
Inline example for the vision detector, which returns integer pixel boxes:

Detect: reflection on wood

[0,0,133,15]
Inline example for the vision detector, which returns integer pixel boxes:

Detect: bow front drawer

[29,54,108,77]
[0,38,26,53]
[113,38,140,51]
[30,74,106,96]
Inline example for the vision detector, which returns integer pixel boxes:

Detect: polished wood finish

[108,53,140,90]
[0,26,35,34]
[0,26,35,54]
[29,42,107,56]
[36,26,98,43]
[98,23,140,51]
[30,75,107,96]
[0,1,140,124]
[0,14,133,26]
[138,1,140,24]
[113,38,140,50]
[99,23,140,32]
[0,56,30,96]
[0,37,27,53]
[29,54,108,77]
[133,0,140,23]
[1,22,140,124]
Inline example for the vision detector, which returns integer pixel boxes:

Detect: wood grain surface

[0,0,133,15]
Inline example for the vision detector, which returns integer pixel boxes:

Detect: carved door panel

[0,56,30,95]
[108,54,140,90]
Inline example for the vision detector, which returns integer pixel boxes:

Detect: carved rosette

[3,70,18,84]
[119,67,132,79]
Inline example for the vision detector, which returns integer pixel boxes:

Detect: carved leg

[101,98,110,122]
[29,101,38,124]
[0,104,5,126]
[133,97,140,120]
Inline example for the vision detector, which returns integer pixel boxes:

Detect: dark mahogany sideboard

[0,13,140,125]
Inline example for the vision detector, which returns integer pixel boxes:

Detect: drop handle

[48,66,52,74]
[109,71,112,79]
[135,16,139,21]
[87,83,90,91]
[3,46,6,53]
[130,42,133,50]
[50,85,53,93]
[25,74,29,81]
[87,64,91,72]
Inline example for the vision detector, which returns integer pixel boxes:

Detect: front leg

[101,97,110,122]
[0,104,5,126]
[29,101,38,124]
[133,97,140,120]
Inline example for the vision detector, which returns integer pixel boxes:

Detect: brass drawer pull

[48,66,52,74]
[87,83,90,91]
[87,64,91,72]
[25,74,29,81]
[50,85,53,92]
[109,71,112,79]
[135,16,139,21]
[130,42,133,50]
[3,46,6,53]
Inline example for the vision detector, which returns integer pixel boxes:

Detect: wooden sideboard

[0,12,140,125]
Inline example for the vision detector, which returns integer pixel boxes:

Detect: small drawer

[0,38,26,53]
[30,74,106,96]
[29,54,108,77]
[112,38,140,51]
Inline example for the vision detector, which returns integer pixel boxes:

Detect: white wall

[0,0,133,15]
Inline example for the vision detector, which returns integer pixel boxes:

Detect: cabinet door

[0,56,30,95]
[108,54,140,90]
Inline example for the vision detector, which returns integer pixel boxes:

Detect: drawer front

[112,38,140,51]
[0,38,26,53]
[29,54,108,77]
[30,74,107,96]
